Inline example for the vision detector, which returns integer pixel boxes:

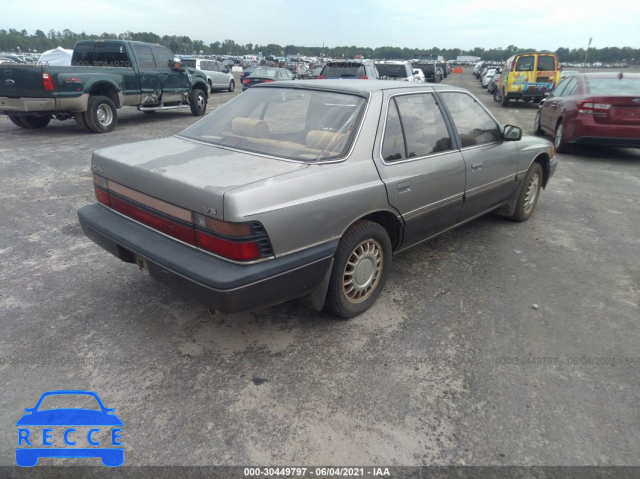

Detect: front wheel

[533,110,544,136]
[189,88,207,116]
[554,120,570,153]
[84,96,117,133]
[508,163,543,222]
[323,220,392,319]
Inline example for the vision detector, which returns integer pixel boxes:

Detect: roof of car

[257,79,466,94]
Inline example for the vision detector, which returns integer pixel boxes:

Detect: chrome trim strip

[403,193,464,221]
[465,175,514,200]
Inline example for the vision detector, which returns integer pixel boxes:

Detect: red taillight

[109,195,197,246]
[317,75,326,79]
[358,75,369,80]
[243,79,250,84]
[42,73,54,91]
[577,100,611,115]
[94,185,110,206]
[195,231,261,261]
[263,79,274,83]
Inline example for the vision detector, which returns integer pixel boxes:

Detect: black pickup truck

[0,40,210,133]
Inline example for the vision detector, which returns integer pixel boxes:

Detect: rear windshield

[72,43,131,67]
[537,55,556,71]
[251,68,278,78]
[179,87,368,162]
[375,64,409,78]
[322,63,366,78]
[586,77,640,95]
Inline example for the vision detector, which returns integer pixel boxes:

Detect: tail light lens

[42,73,54,91]
[92,178,273,262]
[358,75,369,80]
[242,79,250,84]
[317,75,326,79]
[263,79,274,83]
[577,101,611,115]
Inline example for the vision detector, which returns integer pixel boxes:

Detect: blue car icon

[16,390,123,467]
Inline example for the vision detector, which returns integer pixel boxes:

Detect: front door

[153,45,190,103]
[438,91,518,220]
[132,43,161,105]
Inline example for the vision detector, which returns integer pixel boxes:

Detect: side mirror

[171,61,185,72]
[503,125,522,141]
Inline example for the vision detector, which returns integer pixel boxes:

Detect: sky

[4,0,640,52]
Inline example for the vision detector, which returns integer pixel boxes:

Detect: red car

[534,72,640,152]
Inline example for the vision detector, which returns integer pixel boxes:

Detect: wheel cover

[534,112,540,130]
[555,124,563,148]
[523,173,540,214]
[96,104,113,126]
[342,239,383,304]
[197,94,205,110]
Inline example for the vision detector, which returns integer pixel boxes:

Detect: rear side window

[133,44,157,69]
[382,93,453,162]
[537,56,556,71]
[440,92,500,147]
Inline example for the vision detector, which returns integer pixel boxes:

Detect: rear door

[439,91,518,220]
[539,76,578,132]
[131,43,161,105]
[375,91,466,248]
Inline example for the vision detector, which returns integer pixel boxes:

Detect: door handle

[471,162,482,171]
[397,180,411,194]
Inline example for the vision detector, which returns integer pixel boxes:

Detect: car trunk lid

[91,136,308,221]
[588,96,640,125]
[0,65,49,98]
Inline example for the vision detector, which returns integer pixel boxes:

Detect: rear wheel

[74,112,89,130]
[501,90,509,107]
[84,96,117,133]
[8,115,29,128]
[324,220,392,319]
[19,115,51,128]
[189,88,207,116]
[533,110,544,136]
[493,89,502,103]
[554,120,570,153]
[508,162,543,222]
[228,80,235,92]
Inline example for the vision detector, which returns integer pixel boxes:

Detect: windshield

[376,64,409,78]
[179,87,368,162]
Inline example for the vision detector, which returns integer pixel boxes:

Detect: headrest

[231,117,270,138]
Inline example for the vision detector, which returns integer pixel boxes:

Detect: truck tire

[20,115,51,128]
[74,113,89,130]
[189,88,207,116]
[9,115,29,128]
[501,90,509,107]
[84,96,118,133]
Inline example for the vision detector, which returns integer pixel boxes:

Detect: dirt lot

[1,69,639,477]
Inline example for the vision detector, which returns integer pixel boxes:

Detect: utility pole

[584,37,592,65]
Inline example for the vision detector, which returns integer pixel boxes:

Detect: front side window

[154,46,175,69]
[179,88,367,162]
[381,93,453,162]
[440,92,500,148]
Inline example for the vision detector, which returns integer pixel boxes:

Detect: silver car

[182,58,235,93]
[78,81,557,318]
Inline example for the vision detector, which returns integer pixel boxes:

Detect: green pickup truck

[0,40,210,133]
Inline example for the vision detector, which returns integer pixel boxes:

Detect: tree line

[1,28,638,64]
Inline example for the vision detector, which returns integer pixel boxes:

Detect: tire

[493,89,502,103]
[323,220,392,319]
[508,162,543,222]
[554,120,570,153]
[501,90,509,107]
[208,80,213,94]
[84,96,117,133]
[189,88,207,116]
[8,115,29,128]
[74,113,89,130]
[228,80,235,92]
[533,110,544,136]
[20,115,51,128]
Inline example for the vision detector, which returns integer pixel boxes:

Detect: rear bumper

[571,136,640,148]
[570,116,640,148]
[1,94,89,114]
[78,203,336,313]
